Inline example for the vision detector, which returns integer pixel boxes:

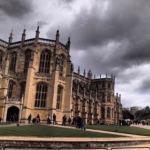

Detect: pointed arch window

[102,93,105,102]
[7,80,15,98]
[108,83,111,89]
[101,107,105,119]
[59,55,65,77]
[102,82,105,89]
[34,83,47,108]
[9,52,17,72]
[0,51,3,68]
[19,82,26,99]
[24,50,31,73]
[107,107,111,118]
[107,93,111,102]
[39,50,51,74]
[56,85,63,109]
[112,108,114,118]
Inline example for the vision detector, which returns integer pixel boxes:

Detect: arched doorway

[6,106,19,122]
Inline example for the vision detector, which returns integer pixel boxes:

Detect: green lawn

[86,125,150,136]
[0,125,123,138]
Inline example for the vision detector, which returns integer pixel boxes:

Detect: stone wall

[0,139,149,150]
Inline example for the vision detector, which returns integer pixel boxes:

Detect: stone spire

[8,29,13,44]
[35,25,40,39]
[56,30,60,44]
[78,66,80,75]
[67,36,71,51]
[21,28,26,42]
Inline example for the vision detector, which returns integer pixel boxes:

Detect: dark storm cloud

[0,0,32,18]
[64,0,150,75]
[46,0,150,78]
[70,0,141,48]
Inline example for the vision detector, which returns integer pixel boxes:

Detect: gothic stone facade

[0,27,122,124]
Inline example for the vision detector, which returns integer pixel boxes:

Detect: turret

[78,66,80,75]
[83,69,86,77]
[87,69,92,79]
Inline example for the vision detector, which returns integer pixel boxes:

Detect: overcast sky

[0,0,150,108]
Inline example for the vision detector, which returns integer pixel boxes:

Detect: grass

[86,125,150,136]
[0,125,123,138]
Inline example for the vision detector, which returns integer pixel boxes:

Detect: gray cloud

[0,0,33,18]
[54,0,150,77]
[137,77,150,93]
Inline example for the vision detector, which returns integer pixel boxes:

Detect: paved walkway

[131,124,150,130]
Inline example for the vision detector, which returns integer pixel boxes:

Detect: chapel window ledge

[7,98,21,101]
[34,107,47,110]
[35,72,52,77]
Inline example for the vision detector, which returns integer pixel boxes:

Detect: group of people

[27,113,86,130]
[46,113,57,125]
[72,116,86,130]
[62,115,72,126]
[28,114,40,124]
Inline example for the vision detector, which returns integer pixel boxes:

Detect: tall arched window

[102,93,105,102]
[9,52,17,72]
[107,107,111,118]
[59,55,65,77]
[107,93,111,102]
[39,50,51,74]
[56,85,63,109]
[19,82,26,99]
[108,83,111,89]
[34,83,47,108]
[0,50,3,68]
[112,108,114,118]
[7,80,15,98]
[24,50,31,73]
[101,107,105,119]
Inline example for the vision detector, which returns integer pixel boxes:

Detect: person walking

[62,115,67,126]
[53,113,56,125]
[28,114,32,124]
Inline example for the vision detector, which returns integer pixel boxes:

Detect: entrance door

[6,106,19,122]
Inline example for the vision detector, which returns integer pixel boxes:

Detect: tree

[122,110,134,120]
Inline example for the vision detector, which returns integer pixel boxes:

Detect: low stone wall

[0,139,150,150]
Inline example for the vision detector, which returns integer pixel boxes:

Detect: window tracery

[7,80,15,98]
[24,49,31,73]
[34,83,47,107]
[9,52,17,72]
[107,107,111,118]
[39,50,51,74]
[19,82,26,99]
[56,85,63,109]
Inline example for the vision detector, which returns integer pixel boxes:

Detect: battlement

[0,39,8,47]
